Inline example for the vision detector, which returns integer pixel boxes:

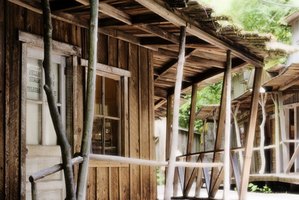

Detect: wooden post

[239,67,263,200]
[209,54,229,198]
[166,95,172,161]
[271,94,281,174]
[278,92,289,172]
[258,93,267,174]
[183,83,198,196]
[223,50,232,200]
[77,0,99,199]
[232,103,244,167]
[164,26,186,200]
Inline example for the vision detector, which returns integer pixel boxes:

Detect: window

[85,60,130,156]
[26,48,66,145]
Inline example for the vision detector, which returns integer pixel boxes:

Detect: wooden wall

[0,0,5,198]
[0,2,156,199]
[84,34,156,200]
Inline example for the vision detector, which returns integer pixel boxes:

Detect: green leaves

[179,82,222,130]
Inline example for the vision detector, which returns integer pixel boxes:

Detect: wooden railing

[29,154,223,199]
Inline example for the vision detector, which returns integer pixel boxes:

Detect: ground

[157,185,299,200]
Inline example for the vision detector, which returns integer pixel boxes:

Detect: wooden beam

[165,26,186,200]
[166,95,172,160]
[75,0,132,25]
[80,59,131,77]
[187,56,225,68]
[239,67,263,200]
[183,84,198,196]
[209,63,229,198]
[9,0,157,51]
[134,0,264,67]
[76,0,181,45]
[155,49,196,81]
[134,24,180,43]
[223,50,232,200]
[154,99,167,110]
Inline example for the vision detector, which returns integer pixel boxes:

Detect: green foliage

[179,82,222,130]
[200,0,296,43]
[156,168,165,185]
[248,183,272,193]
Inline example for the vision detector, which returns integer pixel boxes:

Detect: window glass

[26,102,42,144]
[27,58,42,101]
[44,105,58,145]
[92,74,122,155]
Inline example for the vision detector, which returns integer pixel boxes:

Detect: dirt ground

[157,185,299,200]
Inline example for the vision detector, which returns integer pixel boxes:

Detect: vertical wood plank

[0,0,5,196]
[108,36,120,199]
[128,43,140,199]
[239,67,263,200]
[5,4,23,199]
[20,42,27,200]
[118,39,130,199]
[148,49,157,200]
[140,47,150,199]
[87,168,96,200]
[97,167,109,200]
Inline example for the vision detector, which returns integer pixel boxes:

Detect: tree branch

[41,0,76,199]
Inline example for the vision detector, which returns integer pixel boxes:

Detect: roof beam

[135,0,264,67]
[155,48,196,81]
[75,0,132,25]
[75,0,180,44]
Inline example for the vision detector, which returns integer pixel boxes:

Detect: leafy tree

[179,82,222,130]
[178,0,297,130]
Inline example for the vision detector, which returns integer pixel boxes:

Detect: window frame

[80,58,130,156]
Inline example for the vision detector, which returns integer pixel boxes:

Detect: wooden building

[0,0,284,199]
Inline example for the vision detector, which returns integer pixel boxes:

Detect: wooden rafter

[75,0,182,45]
[134,0,264,67]
[155,48,196,81]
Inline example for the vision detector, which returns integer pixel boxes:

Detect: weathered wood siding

[85,34,156,200]
[0,2,156,199]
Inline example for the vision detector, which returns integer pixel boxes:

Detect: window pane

[104,119,118,155]
[26,102,42,144]
[94,76,103,115]
[27,58,42,100]
[105,78,119,117]
[44,104,58,145]
[92,117,103,154]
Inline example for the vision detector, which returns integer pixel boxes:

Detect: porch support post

[278,92,289,172]
[232,103,244,167]
[239,67,263,200]
[209,53,229,198]
[166,94,173,161]
[183,83,198,196]
[272,94,281,173]
[223,50,232,200]
[164,26,186,200]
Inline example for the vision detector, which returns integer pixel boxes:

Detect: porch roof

[11,0,285,117]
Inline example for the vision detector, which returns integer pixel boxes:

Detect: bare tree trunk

[41,1,76,199]
[259,93,267,174]
[164,26,186,200]
[76,0,98,199]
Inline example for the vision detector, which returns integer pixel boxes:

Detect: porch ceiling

[11,0,285,117]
